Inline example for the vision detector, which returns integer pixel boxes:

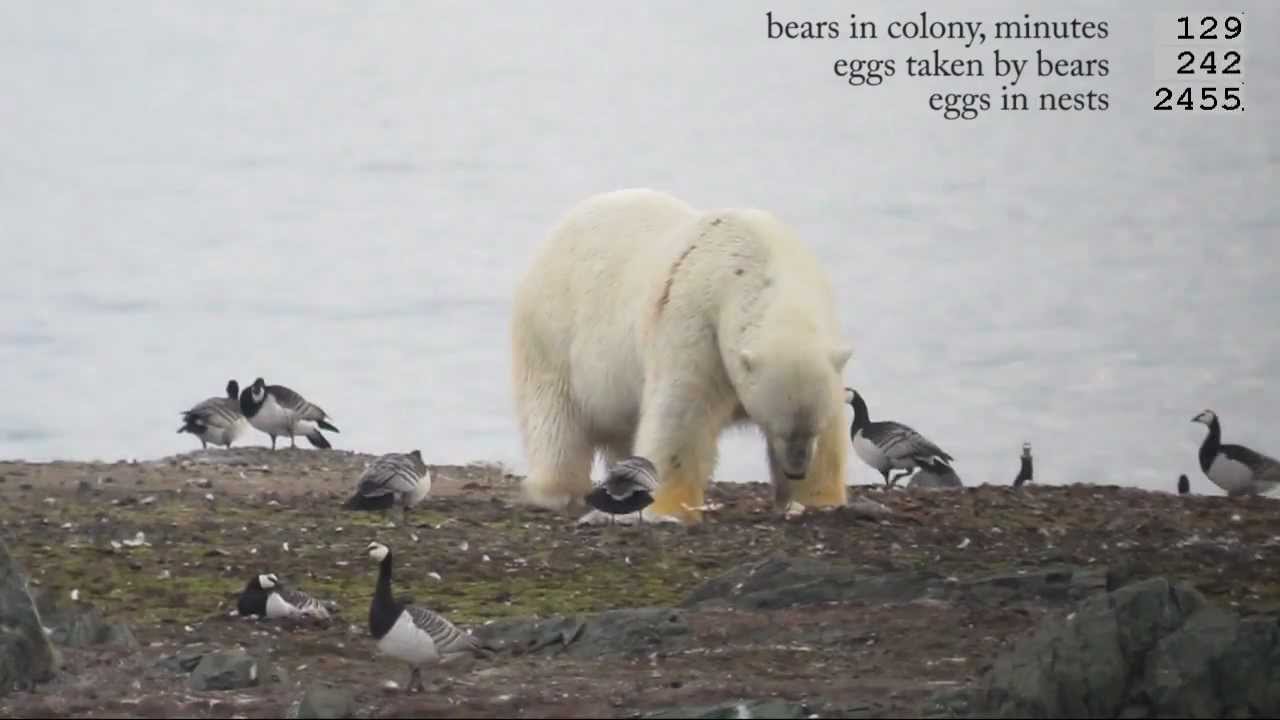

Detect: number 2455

[1154,86,1241,111]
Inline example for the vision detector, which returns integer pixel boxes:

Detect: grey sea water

[2,1,1275,496]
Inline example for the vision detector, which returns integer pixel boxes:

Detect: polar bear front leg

[633,386,733,526]
[780,414,849,510]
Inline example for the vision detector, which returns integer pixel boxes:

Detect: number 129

[1178,15,1242,40]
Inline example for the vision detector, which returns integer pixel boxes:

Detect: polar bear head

[737,341,853,479]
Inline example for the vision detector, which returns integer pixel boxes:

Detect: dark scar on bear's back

[657,245,696,314]
[656,217,722,315]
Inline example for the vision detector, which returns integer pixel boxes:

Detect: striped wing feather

[269,384,330,421]
[357,453,424,497]
[182,397,242,430]
[864,422,954,465]
[1221,443,1280,474]
[603,456,659,498]
[406,605,482,656]
[280,588,330,618]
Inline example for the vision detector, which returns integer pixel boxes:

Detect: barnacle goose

[1177,474,1190,496]
[344,450,431,515]
[844,388,955,487]
[364,542,492,693]
[238,377,340,450]
[907,457,964,489]
[1191,410,1280,497]
[1013,442,1034,488]
[236,573,331,620]
[177,379,250,449]
[584,456,659,524]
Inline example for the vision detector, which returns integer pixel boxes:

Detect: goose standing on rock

[844,388,955,487]
[584,456,659,524]
[236,573,332,621]
[177,380,249,449]
[364,542,492,693]
[344,450,432,520]
[1013,442,1034,488]
[1191,409,1280,497]
[238,377,339,450]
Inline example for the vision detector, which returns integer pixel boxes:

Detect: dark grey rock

[682,556,1103,613]
[956,567,1104,608]
[157,649,205,674]
[978,576,1280,718]
[0,540,56,696]
[681,555,942,610]
[295,684,357,719]
[190,651,284,691]
[921,687,978,718]
[33,592,138,649]
[644,699,811,719]
[474,607,690,658]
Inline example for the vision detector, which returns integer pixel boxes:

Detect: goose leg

[270,435,277,450]
[290,434,297,449]
[200,439,207,450]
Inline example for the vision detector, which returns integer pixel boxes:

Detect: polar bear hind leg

[513,347,595,512]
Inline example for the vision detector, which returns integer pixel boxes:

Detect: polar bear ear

[830,344,853,372]
[739,349,756,374]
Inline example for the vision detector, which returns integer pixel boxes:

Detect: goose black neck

[850,393,869,431]
[370,551,401,638]
[1198,418,1220,473]
[1018,457,1032,480]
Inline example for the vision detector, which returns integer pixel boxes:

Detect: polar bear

[510,188,853,525]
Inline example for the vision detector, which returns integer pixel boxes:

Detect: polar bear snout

[774,434,816,479]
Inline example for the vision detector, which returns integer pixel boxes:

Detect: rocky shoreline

[1,448,1278,718]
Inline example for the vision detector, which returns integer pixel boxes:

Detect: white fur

[511,188,852,515]
[379,611,439,665]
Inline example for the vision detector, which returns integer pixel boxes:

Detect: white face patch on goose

[258,573,277,589]
[252,386,266,403]
[367,542,389,561]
